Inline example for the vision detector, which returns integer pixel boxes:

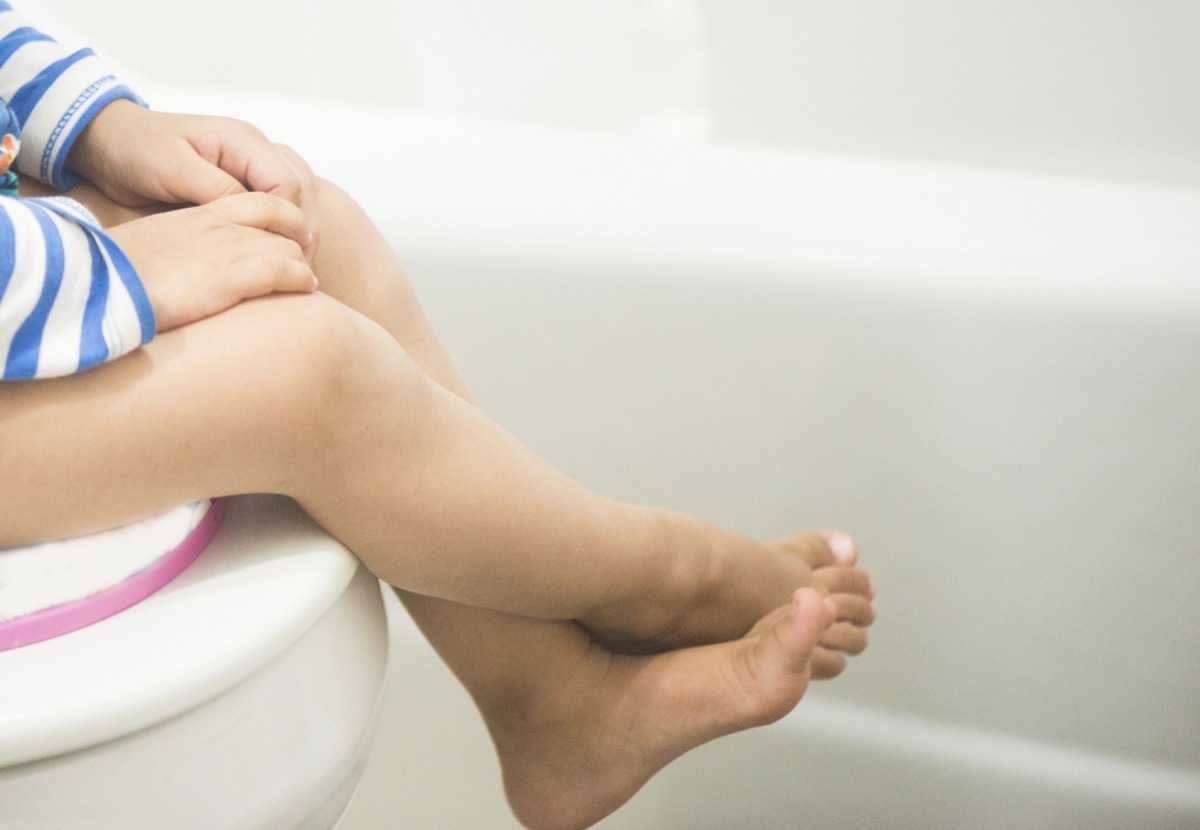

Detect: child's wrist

[64,98,143,184]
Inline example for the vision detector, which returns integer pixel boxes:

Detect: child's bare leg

[302,179,873,654]
[1,326,839,830]
[2,176,868,827]
[0,281,846,828]
[295,182,869,826]
[15,174,872,656]
[0,294,696,627]
[0,264,866,645]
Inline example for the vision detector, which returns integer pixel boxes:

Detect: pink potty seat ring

[0,499,227,651]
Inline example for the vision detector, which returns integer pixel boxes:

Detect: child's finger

[207,191,312,252]
[259,142,314,208]
[268,142,320,260]
[164,149,248,204]
[238,139,310,207]
[228,255,318,301]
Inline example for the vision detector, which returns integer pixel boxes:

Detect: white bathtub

[30,2,1200,827]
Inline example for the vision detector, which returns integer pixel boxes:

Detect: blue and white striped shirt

[0,1,153,381]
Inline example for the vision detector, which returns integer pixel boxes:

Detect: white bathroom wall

[26,0,710,137]
[30,0,1200,184]
[22,0,412,107]
[390,0,709,136]
[697,0,1200,186]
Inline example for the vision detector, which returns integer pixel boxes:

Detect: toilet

[0,494,389,830]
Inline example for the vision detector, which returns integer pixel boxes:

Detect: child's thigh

[0,293,370,546]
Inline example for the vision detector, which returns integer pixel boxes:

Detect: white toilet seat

[0,494,383,767]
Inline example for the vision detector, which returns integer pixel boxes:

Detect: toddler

[0,4,875,827]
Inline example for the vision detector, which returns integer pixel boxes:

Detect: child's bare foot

[774,532,875,678]
[581,523,874,670]
[485,588,833,830]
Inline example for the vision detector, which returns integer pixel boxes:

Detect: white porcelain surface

[0,563,387,830]
[0,496,388,830]
[0,495,367,767]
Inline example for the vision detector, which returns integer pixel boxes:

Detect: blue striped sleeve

[0,194,14,297]
[90,218,154,346]
[0,25,52,65]
[4,204,64,378]
[0,195,155,380]
[77,230,112,370]
[0,2,145,189]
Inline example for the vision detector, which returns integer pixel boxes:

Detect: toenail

[826,532,855,563]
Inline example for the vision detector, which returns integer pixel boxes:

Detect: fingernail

[826,532,855,563]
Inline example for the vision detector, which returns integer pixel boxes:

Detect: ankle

[580,510,740,652]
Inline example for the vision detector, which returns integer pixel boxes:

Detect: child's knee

[257,294,430,440]
[310,176,357,232]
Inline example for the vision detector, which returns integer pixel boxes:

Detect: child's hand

[106,192,317,333]
[66,101,319,261]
